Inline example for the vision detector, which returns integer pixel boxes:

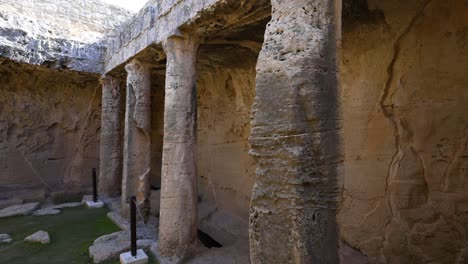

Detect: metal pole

[130,196,137,257]
[92,168,97,202]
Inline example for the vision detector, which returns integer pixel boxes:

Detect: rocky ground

[24,230,50,244]
[0,197,120,263]
[0,194,250,263]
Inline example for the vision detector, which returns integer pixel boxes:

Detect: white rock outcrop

[32,208,61,216]
[0,233,12,244]
[52,202,83,209]
[0,202,40,218]
[24,230,50,244]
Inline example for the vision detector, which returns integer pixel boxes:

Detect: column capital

[125,59,150,75]
[162,30,200,56]
[99,74,118,86]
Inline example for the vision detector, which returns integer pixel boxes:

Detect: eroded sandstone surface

[249,0,342,263]
[339,0,468,263]
[0,62,101,198]
[0,0,466,263]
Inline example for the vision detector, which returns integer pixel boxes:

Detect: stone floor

[101,195,251,264]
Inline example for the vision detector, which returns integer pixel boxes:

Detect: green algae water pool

[0,205,120,264]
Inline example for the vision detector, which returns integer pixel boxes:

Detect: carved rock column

[121,59,151,220]
[99,75,122,197]
[249,0,342,263]
[158,32,199,264]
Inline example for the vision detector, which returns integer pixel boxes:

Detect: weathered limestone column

[99,75,122,197]
[158,32,199,264]
[121,59,151,220]
[249,1,342,263]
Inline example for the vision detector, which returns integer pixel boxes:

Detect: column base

[86,201,104,208]
[120,249,148,264]
[150,242,184,264]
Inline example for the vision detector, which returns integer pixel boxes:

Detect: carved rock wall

[339,0,468,263]
[0,62,101,198]
[196,51,257,244]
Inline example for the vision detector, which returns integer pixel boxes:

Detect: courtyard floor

[0,205,156,263]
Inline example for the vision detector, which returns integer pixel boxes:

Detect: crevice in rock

[198,229,223,248]
[442,129,468,192]
[379,0,434,260]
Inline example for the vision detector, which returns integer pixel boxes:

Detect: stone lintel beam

[99,75,123,197]
[157,32,200,264]
[249,0,342,263]
[121,59,152,220]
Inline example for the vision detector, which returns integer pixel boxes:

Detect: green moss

[0,206,122,263]
[0,206,159,263]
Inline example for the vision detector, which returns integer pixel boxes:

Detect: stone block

[0,202,40,218]
[33,208,61,216]
[86,201,104,209]
[24,230,50,244]
[89,230,152,263]
[119,249,148,264]
[82,194,94,203]
[53,202,83,209]
[0,233,12,244]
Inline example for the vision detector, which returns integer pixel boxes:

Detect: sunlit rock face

[338,0,468,263]
[0,0,131,43]
[0,0,132,73]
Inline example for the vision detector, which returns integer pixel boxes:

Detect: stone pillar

[121,59,151,220]
[99,75,122,197]
[249,1,342,264]
[158,32,199,263]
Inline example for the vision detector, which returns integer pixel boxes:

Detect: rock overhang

[0,0,271,75]
[0,0,132,74]
[103,0,271,74]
